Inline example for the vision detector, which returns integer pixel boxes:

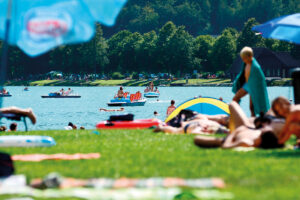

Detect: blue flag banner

[0,0,127,57]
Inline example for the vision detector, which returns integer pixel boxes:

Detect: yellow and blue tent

[165,97,230,123]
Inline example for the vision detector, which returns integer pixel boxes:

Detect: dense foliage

[4,18,299,79]
[103,0,300,36]
[1,0,300,79]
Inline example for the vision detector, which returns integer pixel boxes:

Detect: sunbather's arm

[278,111,300,144]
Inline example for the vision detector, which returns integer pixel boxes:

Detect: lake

[0,86,294,131]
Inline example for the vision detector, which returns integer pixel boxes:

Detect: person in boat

[270,96,300,146]
[166,100,176,116]
[194,101,284,149]
[100,108,125,112]
[65,88,72,95]
[149,81,154,92]
[232,47,270,117]
[144,87,149,93]
[60,88,65,96]
[1,88,8,95]
[154,87,159,93]
[117,87,124,98]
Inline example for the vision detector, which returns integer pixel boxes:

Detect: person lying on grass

[154,117,229,135]
[270,96,300,146]
[0,106,36,124]
[194,102,284,149]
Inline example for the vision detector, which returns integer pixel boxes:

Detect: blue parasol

[252,13,300,44]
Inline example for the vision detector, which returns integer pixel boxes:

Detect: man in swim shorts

[232,47,270,117]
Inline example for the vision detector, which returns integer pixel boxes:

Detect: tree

[168,26,194,74]
[193,35,216,71]
[237,18,262,51]
[138,31,158,73]
[155,21,177,73]
[211,28,237,72]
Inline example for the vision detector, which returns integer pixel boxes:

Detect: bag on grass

[0,152,14,177]
[109,114,134,122]
[167,109,197,128]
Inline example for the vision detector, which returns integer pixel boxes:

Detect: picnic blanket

[12,153,100,162]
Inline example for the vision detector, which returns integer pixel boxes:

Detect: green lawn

[172,79,232,85]
[1,130,299,199]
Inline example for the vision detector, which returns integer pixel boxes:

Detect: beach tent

[165,97,230,123]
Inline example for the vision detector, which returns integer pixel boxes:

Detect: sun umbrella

[252,13,300,44]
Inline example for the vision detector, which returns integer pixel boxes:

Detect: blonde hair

[240,46,253,58]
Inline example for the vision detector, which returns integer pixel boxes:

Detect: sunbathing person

[0,106,36,124]
[194,102,284,149]
[100,108,124,112]
[154,119,229,135]
[270,96,300,145]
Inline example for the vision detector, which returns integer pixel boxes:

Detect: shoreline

[5,78,292,87]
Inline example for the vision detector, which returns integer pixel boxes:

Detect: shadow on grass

[259,150,300,158]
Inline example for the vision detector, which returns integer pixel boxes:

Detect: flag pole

[0,0,12,108]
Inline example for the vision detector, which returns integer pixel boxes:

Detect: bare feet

[26,108,36,124]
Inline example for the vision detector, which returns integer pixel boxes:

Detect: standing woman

[232,47,270,116]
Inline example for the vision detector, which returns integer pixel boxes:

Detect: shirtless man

[194,102,283,149]
[117,87,124,98]
[271,96,300,145]
[149,81,154,92]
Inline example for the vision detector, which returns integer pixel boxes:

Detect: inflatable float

[144,92,160,98]
[97,119,161,129]
[41,92,81,98]
[108,92,146,107]
[0,136,56,147]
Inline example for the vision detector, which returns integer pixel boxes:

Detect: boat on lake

[107,92,146,107]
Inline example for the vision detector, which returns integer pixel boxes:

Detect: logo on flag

[25,8,72,42]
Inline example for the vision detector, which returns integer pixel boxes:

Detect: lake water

[0,86,294,131]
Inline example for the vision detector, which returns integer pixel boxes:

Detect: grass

[172,79,232,85]
[1,129,300,199]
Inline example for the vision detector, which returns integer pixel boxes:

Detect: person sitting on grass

[270,96,300,146]
[194,101,284,149]
[9,123,17,132]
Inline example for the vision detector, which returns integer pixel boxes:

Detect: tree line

[103,0,300,37]
[2,18,300,79]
